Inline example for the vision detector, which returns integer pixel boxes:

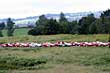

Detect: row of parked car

[0,41,109,47]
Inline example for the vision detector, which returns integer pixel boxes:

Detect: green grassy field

[0,34,109,43]
[0,47,110,73]
[0,29,110,73]
[2,28,30,37]
[1,28,109,43]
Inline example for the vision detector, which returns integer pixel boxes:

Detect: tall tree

[59,12,68,33]
[0,22,5,37]
[78,14,96,34]
[59,12,67,22]
[36,15,48,34]
[67,21,78,34]
[89,19,98,34]
[44,18,60,34]
[6,18,15,36]
[100,9,110,33]
[36,15,48,26]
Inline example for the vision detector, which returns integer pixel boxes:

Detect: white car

[29,43,42,47]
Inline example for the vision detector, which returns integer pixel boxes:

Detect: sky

[0,0,110,18]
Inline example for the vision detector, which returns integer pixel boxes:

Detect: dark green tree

[59,12,68,22]
[59,12,69,33]
[89,18,105,34]
[36,15,48,26]
[68,21,78,34]
[101,9,110,18]
[100,9,110,33]
[0,22,5,37]
[6,18,15,36]
[78,14,96,34]
[28,15,48,35]
[44,18,60,35]
[36,15,48,34]
[101,9,110,47]
[89,20,98,34]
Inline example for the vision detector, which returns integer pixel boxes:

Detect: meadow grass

[2,28,30,37]
[0,47,110,73]
[0,30,109,73]
[1,28,109,43]
[0,34,109,43]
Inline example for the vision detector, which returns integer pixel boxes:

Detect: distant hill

[0,11,102,27]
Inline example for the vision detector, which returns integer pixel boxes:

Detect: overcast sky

[0,0,110,18]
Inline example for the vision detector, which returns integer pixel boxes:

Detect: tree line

[0,9,110,37]
[28,9,110,35]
